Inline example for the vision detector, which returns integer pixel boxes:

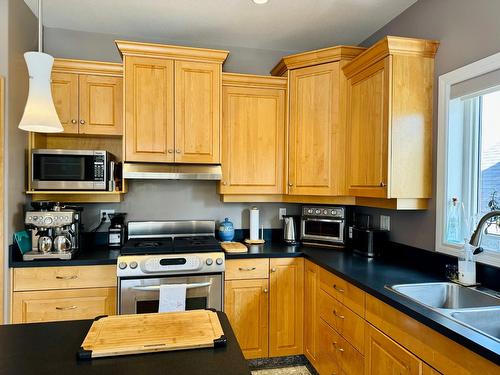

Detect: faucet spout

[469,211,500,248]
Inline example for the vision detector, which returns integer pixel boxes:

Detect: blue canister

[219,218,235,242]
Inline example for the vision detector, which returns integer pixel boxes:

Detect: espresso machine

[23,202,82,261]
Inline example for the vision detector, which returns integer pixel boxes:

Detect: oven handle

[302,218,344,223]
[131,282,212,291]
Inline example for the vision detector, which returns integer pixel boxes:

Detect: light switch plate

[279,208,287,221]
[380,215,391,231]
[100,209,115,223]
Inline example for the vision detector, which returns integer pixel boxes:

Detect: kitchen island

[0,311,251,375]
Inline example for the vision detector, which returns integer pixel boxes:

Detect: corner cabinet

[220,73,286,194]
[117,40,228,164]
[343,36,439,201]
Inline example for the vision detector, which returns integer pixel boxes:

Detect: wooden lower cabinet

[304,260,319,367]
[224,279,269,359]
[269,257,304,357]
[12,287,116,324]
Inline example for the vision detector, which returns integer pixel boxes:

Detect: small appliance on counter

[283,215,301,245]
[300,206,348,248]
[23,201,82,260]
[108,212,127,249]
[348,214,389,257]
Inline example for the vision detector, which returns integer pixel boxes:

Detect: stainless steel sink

[389,282,500,309]
[386,282,500,343]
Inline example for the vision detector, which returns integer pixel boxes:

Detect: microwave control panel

[302,206,345,219]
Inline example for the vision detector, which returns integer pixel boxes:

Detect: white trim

[436,51,500,268]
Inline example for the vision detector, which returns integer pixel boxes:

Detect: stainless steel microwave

[31,149,114,191]
[301,206,347,247]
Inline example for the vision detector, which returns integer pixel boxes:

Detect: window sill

[437,243,500,268]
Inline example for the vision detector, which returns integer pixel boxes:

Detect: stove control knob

[129,261,138,269]
[118,262,128,270]
[315,209,321,215]
[216,258,223,266]
[44,217,53,225]
[206,258,213,266]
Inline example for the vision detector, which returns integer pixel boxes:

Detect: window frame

[436,51,500,267]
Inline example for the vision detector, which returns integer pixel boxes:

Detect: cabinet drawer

[12,288,116,323]
[319,268,365,317]
[319,288,365,354]
[13,265,116,291]
[225,259,269,280]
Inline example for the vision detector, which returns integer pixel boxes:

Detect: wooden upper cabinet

[175,61,220,163]
[344,36,439,199]
[346,57,389,198]
[288,62,339,196]
[221,73,286,194]
[51,59,124,136]
[124,56,175,162]
[365,323,424,375]
[116,40,229,164]
[269,257,304,357]
[79,74,123,136]
[51,72,79,134]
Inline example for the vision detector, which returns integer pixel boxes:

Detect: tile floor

[251,366,311,375]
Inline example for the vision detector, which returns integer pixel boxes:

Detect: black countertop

[0,312,251,375]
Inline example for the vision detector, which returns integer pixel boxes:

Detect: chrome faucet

[469,210,500,253]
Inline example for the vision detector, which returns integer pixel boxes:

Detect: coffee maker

[23,202,82,261]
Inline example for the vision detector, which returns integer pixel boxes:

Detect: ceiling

[24,0,417,52]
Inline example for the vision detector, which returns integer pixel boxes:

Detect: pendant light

[18,0,63,133]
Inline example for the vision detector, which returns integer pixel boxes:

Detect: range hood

[123,163,222,180]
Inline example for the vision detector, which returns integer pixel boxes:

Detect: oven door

[301,217,345,243]
[119,274,223,314]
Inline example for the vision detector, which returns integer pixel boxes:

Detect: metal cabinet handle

[71,119,77,124]
[56,275,78,280]
[338,347,345,353]
[167,149,173,154]
[176,149,181,154]
[79,120,85,125]
[271,268,277,272]
[288,183,293,187]
[56,306,77,311]
[222,181,227,186]
[238,267,256,271]
[333,309,345,319]
[333,284,345,293]
[380,182,386,187]
[263,288,268,293]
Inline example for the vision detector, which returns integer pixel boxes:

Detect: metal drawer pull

[271,268,276,272]
[333,284,345,293]
[263,288,268,293]
[333,309,345,319]
[131,282,211,291]
[238,267,256,271]
[56,275,78,280]
[338,348,345,353]
[56,306,77,311]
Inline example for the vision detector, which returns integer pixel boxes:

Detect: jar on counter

[219,218,235,242]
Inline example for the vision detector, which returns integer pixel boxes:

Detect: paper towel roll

[250,207,259,240]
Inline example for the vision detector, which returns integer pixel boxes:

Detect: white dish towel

[158,284,187,312]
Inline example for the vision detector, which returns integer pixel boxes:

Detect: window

[437,52,500,267]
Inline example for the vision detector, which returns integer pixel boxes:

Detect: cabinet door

[175,61,220,163]
[347,57,390,198]
[221,85,285,194]
[288,62,340,196]
[12,287,116,324]
[51,72,79,134]
[365,323,423,375]
[224,279,269,359]
[124,56,174,162]
[317,318,341,375]
[269,257,304,357]
[304,260,319,368]
[79,75,123,136]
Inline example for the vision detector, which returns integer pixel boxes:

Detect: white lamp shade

[18,51,63,133]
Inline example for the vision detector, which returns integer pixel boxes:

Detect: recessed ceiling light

[252,0,269,4]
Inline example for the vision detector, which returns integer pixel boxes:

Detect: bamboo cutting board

[78,310,226,359]
[221,241,248,253]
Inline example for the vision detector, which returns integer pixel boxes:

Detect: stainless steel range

[117,220,224,314]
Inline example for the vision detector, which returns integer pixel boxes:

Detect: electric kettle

[283,215,301,245]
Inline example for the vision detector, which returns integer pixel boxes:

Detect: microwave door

[301,218,345,242]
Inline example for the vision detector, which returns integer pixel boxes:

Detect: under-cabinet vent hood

[123,163,222,180]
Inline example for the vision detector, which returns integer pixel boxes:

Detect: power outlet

[380,215,391,231]
[278,208,287,221]
[100,209,115,223]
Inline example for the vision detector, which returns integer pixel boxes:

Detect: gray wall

[357,0,500,251]
[40,27,301,230]
[44,27,298,75]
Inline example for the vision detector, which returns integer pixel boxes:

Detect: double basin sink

[386,282,500,343]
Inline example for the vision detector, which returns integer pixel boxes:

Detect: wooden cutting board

[78,310,226,359]
[221,242,248,253]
